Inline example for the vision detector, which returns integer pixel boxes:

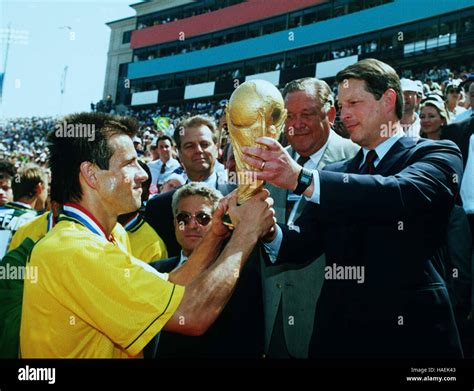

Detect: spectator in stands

[400,78,423,138]
[0,160,16,206]
[11,164,48,213]
[147,135,181,195]
[133,136,144,157]
[425,77,442,93]
[454,80,474,122]
[0,164,46,257]
[149,142,160,161]
[419,96,450,140]
[445,81,467,119]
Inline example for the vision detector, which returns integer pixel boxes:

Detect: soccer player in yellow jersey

[20,112,275,358]
[8,207,132,254]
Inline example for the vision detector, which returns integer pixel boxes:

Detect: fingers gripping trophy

[225,80,287,204]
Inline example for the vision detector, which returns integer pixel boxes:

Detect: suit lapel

[375,136,417,176]
[317,142,333,169]
[342,136,417,175]
[346,149,365,173]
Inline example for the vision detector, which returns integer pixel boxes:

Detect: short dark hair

[335,58,403,119]
[173,115,217,150]
[12,163,47,200]
[48,112,138,204]
[0,160,16,180]
[156,135,174,146]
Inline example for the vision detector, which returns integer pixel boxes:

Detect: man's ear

[327,106,336,124]
[79,161,99,190]
[34,181,45,197]
[382,88,397,116]
[32,183,40,198]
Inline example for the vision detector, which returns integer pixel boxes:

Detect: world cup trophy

[225,79,287,204]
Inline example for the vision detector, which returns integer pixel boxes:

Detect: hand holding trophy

[225,79,287,205]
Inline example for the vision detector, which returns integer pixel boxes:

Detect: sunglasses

[176,211,212,226]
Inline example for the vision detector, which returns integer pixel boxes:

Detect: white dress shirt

[461,134,474,214]
[148,158,181,186]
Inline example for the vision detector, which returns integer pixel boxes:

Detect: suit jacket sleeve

[144,190,181,257]
[275,202,325,266]
[317,140,463,223]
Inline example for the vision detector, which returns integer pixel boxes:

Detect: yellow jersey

[9,211,131,253]
[20,203,184,358]
[122,212,168,263]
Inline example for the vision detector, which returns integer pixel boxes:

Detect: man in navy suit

[242,58,464,357]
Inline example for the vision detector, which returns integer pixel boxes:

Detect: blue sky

[0,0,136,118]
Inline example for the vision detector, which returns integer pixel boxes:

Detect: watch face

[301,169,312,185]
[302,175,311,185]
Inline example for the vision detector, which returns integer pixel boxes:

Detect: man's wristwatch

[293,167,313,196]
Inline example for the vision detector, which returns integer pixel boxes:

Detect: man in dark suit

[442,105,474,357]
[145,115,233,257]
[262,78,359,358]
[242,58,464,357]
[148,182,263,357]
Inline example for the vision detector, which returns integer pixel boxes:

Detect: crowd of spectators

[1,64,472,172]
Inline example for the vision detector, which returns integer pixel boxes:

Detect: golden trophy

[225,79,287,205]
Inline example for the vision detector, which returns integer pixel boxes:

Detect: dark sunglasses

[176,211,212,226]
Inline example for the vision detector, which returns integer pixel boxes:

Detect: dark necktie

[297,155,310,167]
[359,150,377,174]
[160,162,166,174]
[360,149,377,175]
[286,155,311,222]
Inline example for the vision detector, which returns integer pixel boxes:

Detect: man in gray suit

[263,77,359,358]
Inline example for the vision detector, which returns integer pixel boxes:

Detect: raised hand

[227,188,276,239]
[241,137,302,191]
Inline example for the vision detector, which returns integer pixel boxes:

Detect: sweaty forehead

[108,134,137,162]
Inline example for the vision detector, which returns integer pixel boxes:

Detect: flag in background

[153,117,170,132]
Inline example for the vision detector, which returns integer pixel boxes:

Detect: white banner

[315,55,358,79]
[246,70,280,86]
[131,90,159,106]
[184,82,215,100]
